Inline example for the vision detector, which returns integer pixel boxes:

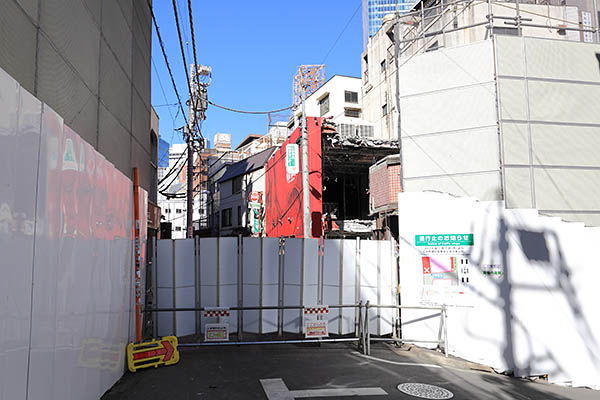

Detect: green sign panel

[415,234,474,247]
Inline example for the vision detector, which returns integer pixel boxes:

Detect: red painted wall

[265,117,323,238]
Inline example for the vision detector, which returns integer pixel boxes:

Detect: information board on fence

[205,323,229,342]
[416,234,474,307]
[304,320,328,338]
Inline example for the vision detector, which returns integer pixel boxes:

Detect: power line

[321,1,362,64]
[158,158,188,195]
[208,100,294,115]
[187,0,201,90]
[158,146,188,186]
[171,0,193,112]
[146,0,188,128]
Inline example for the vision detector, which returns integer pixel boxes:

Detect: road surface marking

[260,378,387,399]
[350,352,442,369]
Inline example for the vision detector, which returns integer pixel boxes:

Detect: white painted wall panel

[504,167,533,209]
[524,38,600,82]
[531,124,600,167]
[341,240,357,335]
[303,239,319,306]
[219,238,238,332]
[501,122,529,165]
[283,239,302,333]
[404,171,503,201]
[175,239,194,286]
[323,240,341,334]
[401,83,498,136]
[379,240,394,335]
[175,287,195,336]
[242,238,260,333]
[528,81,600,125]
[498,78,527,121]
[400,40,494,97]
[495,36,524,77]
[534,169,600,211]
[402,127,500,178]
[261,238,279,333]
[199,238,217,285]
[156,287,173,337]
[156,240,173,287]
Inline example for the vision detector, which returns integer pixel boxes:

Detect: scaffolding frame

[292,64,325,107]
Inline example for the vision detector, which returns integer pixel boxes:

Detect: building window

[344,108,361,118]
[380,59,386,73]
[382,103,388,116]
[166,209,171,213]
[222,208,232,227]
[344,91,358,104]
[232,176,243,193]
[319,95,329,116]
[358,125,374,138]
[175,226,182,231]
[175,209,182,213]
[237,206,242,226]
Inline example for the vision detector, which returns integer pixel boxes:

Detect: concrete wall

[0,0,154,199]
[292,75,374,136]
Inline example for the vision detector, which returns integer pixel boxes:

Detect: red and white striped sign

[304,306,329,315]
[203,308,230,318]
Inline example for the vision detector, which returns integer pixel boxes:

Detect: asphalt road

[103,342,597,399]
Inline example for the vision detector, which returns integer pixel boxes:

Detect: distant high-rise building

[362,0,416,48]
[158,138,170,168]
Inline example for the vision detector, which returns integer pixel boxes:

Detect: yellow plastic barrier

[126,336,180,372]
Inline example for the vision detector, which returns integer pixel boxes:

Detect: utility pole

[394,13,404,191]
[301,88,310,239]
[185,64,211,238]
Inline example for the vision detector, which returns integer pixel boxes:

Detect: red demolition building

[264,117,398,239]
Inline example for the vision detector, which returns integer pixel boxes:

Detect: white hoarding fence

[153,237,398,342]
[398,191,600,389]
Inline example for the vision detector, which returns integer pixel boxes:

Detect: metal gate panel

[175,239,195,336]
[261,238,279,333]
[219,237,238,332]
[199,238,218,333]
[283,238,303,333]
[323,240,342,334]
[242,237,261,333]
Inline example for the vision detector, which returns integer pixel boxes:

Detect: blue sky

[151,0,363,149]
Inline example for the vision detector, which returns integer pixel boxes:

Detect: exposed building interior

[321,122,398,237]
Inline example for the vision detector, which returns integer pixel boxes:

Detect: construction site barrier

[361,302,448,357]
[144,302,448,356]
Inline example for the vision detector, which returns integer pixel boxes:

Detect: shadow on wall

[468,203,600,383]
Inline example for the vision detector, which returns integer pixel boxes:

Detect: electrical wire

[158,153,188,193]
[208,100,294,115]
[171,0,193,109]
[187,0,201,89]
[158,145,188,185]
[321,1,362,64]
[146,0,188,127]
[171,0,205,143]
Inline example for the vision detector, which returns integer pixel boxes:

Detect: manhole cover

[397,383,454,399]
